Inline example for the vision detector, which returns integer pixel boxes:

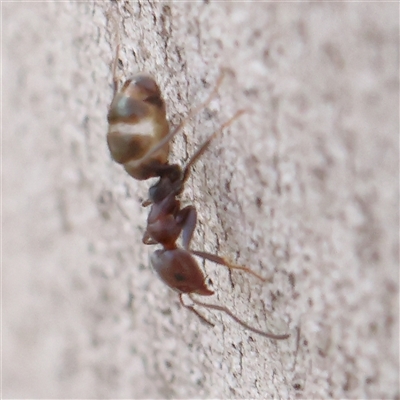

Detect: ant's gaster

[106,46,290,340]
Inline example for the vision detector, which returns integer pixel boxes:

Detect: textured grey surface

[3,2,399,399]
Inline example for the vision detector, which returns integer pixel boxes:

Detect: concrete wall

[3,1,398,398]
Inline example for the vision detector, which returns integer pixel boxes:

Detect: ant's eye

[174,273,186,282]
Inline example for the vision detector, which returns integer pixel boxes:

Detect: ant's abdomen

[107,75,170,180]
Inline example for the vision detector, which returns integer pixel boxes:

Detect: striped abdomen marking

[107,75,170,180]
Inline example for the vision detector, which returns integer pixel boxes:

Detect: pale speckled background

[3,2,399,399]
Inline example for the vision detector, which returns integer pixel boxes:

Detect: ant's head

[150,249,214,296]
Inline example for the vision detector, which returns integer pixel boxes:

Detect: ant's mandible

[106,46,290,340]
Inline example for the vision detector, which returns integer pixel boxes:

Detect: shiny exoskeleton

[106,47,290,340]
[107,73,173,180]
[140,117,290,340]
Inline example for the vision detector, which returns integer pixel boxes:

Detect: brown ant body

[106,47,290,340]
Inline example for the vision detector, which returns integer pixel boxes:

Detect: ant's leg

[188,294,290,340]
[176,206,197,250]
[182,109,246,184]
[138,71,227,165]
[179,294,214,327]
[190,249,268,282]
[111,44,120,96]
[106,4,123,96]
[141,199,152,207]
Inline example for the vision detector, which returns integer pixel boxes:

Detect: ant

[106,46,290,340]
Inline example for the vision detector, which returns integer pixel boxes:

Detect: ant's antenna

[188,294,290,340]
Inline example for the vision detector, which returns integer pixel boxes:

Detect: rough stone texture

[3,2,398,399]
